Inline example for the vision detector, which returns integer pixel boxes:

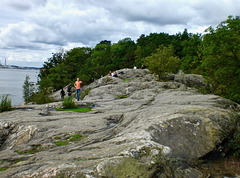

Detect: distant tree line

[38,16,240,104]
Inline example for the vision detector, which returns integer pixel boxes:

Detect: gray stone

[0,68,239,177]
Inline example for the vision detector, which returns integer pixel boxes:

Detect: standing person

[74,78,82,101]
[60,88,65,100]
[67,85,72,96]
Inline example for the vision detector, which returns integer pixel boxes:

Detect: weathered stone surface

[0,69,239,177]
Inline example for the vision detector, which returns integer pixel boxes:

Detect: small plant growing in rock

[80,88,92,100]
[0,94,12,112]
[69,134,84,142]
[118,95,128,99]
[62,96,76,109]
[123,78,134,82]
[54,140,69,146]
[54,133,85,146]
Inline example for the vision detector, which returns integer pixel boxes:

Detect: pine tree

[23,75,35,103]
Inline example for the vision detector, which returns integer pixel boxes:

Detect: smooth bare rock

[0,69,239,177]
[173,69,207,88]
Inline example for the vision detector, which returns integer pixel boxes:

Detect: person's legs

[76,89,80,101]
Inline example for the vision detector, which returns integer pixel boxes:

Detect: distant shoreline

[0,65,40,70]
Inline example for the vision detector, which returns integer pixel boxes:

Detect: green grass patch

[0,168,7,172]
[122,78,134,82]
[15,145,45,155]
[118,95,128,99]
[55,107,91,112]
[69,134,84,141]
[54,140,69,146]
[54,133,85,146]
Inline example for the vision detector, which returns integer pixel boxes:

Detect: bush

[144,45,180,81]
[62,96,76,109]
[30,89,55,104]
[0,94,12,112]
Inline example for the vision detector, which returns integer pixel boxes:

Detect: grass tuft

[55,107,91,112]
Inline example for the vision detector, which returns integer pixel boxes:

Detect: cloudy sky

[0,0,239,67]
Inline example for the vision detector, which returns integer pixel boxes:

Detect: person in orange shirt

[74,78,82,101]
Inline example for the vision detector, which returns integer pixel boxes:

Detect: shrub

[62,96,76,109]
[144,45,180,81]
[0,94,12,112]
[30,89,55,104]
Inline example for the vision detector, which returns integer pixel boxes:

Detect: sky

[0,0,239,68]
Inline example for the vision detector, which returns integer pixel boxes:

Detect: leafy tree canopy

[144,45,180,81]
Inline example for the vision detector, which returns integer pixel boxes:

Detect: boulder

[0,69,239,177]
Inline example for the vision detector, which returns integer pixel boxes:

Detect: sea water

[0,69,39,106]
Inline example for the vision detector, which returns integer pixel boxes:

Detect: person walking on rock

[60,88,65,100]
[74,78,82,101]
[67,85,72,96]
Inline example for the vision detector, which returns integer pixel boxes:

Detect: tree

[180,33,202,73]
[144,45,180,81]
[23,75,35,103]
[111,38,136,69]
[90,41,112,78]
[201,16,240,103]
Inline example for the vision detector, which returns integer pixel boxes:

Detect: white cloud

[0,0,239,67]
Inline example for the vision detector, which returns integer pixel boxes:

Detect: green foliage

[54,133,85,146]
[0,168,7,172]
[23,75,35,103]
[0,94,12,112]
[122,78,134,82]
[69,134,84,142]
[15,145,44,155]
[118,95,128,99]
[54,140,69,146]
[37,16,240,104]
[180,33,202,73]
[55,107,91,112]
[62,96,76,109]
[144,45,180,80]
[201,16,240,103]
[30,89,55,104]
[111,38,136,69]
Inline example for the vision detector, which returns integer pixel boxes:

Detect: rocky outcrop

[0,69,239,177]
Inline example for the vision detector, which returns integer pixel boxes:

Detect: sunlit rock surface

[0,69,239,177]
